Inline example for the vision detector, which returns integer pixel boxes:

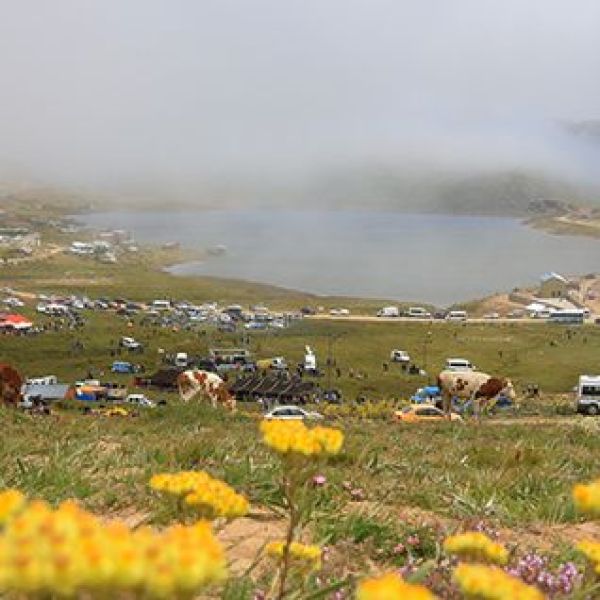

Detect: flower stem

[276,475,299,600]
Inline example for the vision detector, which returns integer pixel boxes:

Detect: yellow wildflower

[576,539,600,573]
[444,532,508,565]
[0,494,227,598]
[356,572,437,599]
[149,471,249,519]
[266,541,322,570]
[0,489,25,525]
[573,478,600,517]
[453,564,545,600]
[260,420,344,457]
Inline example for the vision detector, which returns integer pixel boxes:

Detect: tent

[0,314,33,330]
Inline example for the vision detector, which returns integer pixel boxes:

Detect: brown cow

[437,370,515,418]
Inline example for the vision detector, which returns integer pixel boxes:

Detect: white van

[446,310,468,322]
[377,306,399,318]
[445,358,475,371]
[407,307,432,319]
[576,375,600,415]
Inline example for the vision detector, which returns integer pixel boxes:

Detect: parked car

[257,357,288,371]
[507,310,524,319]
[264,406,324,420]
[102,407,129,417]
[390,349,411,363]
[393,405,462,423]
[329,308,350,316]
[445,358,476,371]
[483,312,500,319]
[111,361,136,374]
[446,310,468,322]
[3,297,24,307]
[120,336,142,350]
[125,393,155,408]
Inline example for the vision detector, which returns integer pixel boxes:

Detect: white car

[120,336,142,350]
[445,358,475,371]
[264,406,323,421]
[125,394,155,408]
[390,349,411,363]
[329,308,350,316]
[3,297,24,307]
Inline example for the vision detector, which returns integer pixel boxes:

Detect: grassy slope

[1,402,598,531]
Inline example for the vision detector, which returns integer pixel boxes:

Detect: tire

[587,404,600,416]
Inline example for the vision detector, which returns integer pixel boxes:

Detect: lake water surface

[78,210,600,305]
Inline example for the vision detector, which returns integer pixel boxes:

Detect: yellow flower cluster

[453,564,545,600]
[356,572,437,599]
[443,532,508,565]
[266,541,322,570]
[0,489,25,525]
[573,478,600,517]
[149,471,249,519]
[576,540,600,574]
[260,420,344,456]
[0,495,226,598]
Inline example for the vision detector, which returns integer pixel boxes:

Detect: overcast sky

[0,0,599,190]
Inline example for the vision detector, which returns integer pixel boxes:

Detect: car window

[418,408,440,416]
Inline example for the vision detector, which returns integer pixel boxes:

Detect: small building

[538,272,569,299]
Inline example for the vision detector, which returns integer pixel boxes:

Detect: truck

[576,375,600,415]
[377,306,399,318]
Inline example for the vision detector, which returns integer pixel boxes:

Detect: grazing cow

[177,369,236,412]
[437,370,515,417]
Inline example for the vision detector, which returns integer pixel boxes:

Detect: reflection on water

[78,210,600,306]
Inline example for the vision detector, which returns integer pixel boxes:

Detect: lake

[78,210,600,305]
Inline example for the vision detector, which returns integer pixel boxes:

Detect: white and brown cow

[177,369,236,412]
[437,370,515,417]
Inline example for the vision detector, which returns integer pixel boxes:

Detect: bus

[548,309,586,324]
